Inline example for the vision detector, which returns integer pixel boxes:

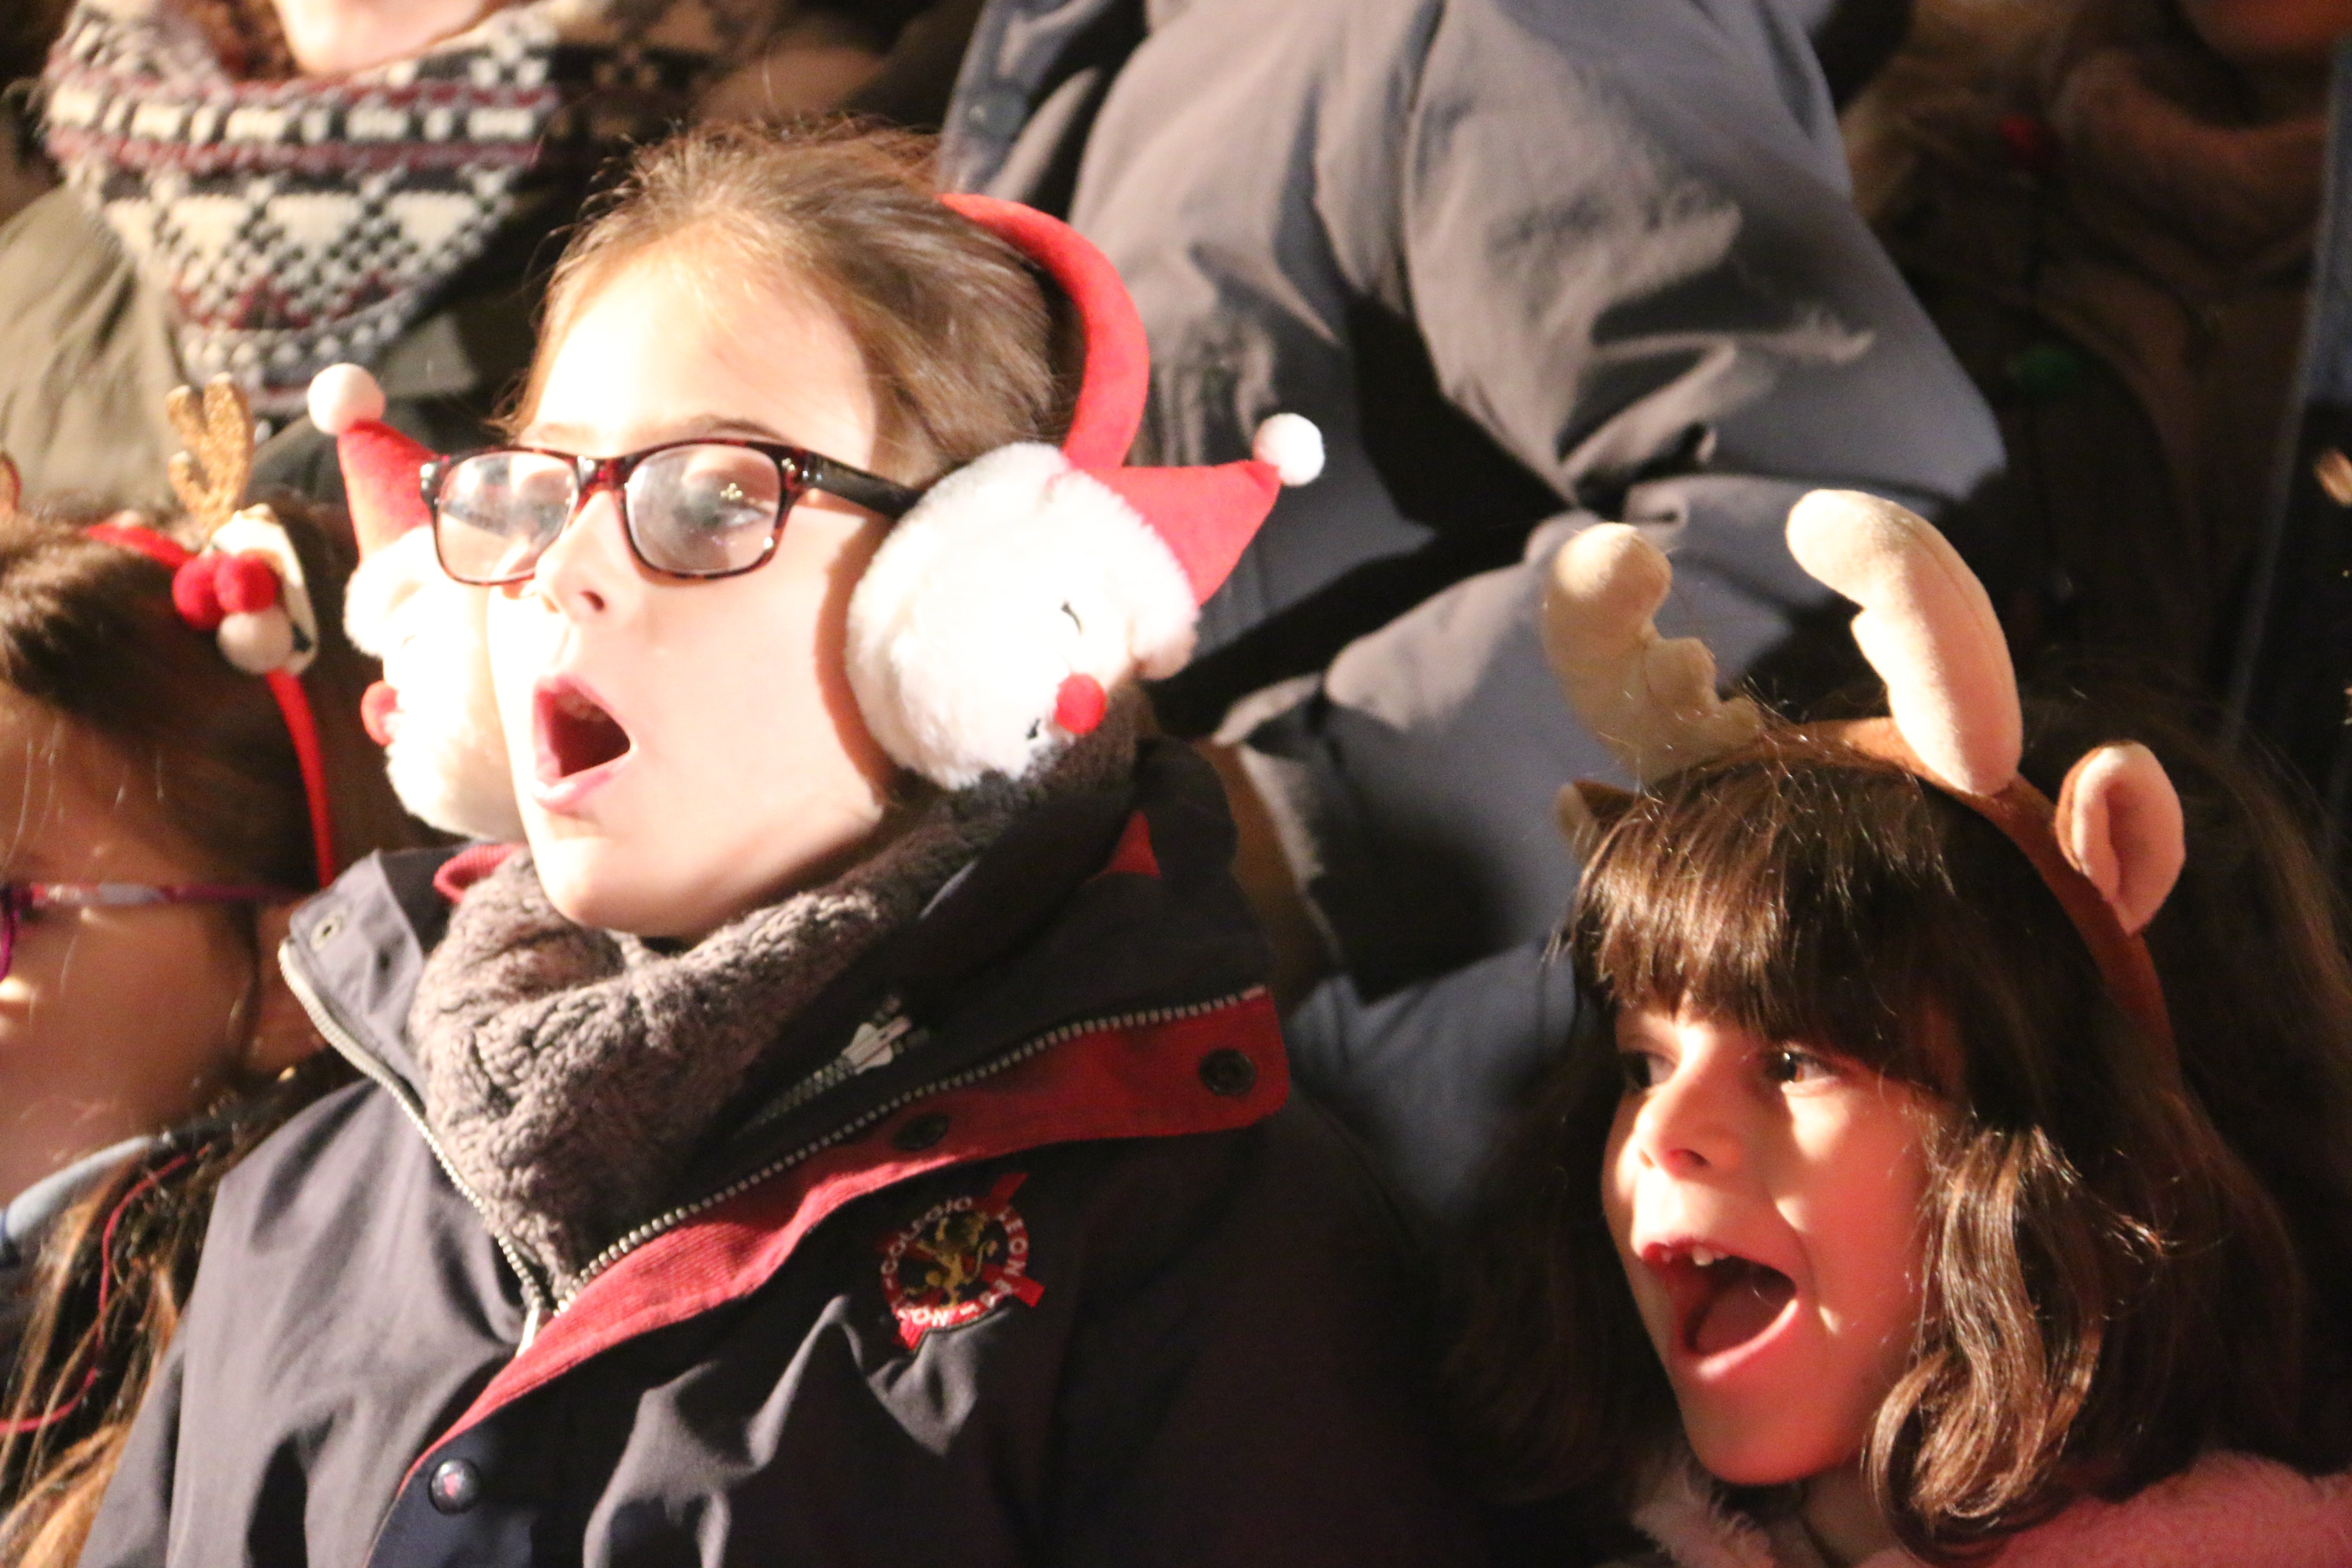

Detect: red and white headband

[59,381,337,886]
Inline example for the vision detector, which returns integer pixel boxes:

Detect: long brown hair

[0,493,419,1565]
[508,120,1072,483]
[1450,694,2352,1561]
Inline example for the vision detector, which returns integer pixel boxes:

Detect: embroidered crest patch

[878,1172,1045,1349]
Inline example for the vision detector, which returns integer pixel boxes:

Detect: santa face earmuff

[318,194,1323,796]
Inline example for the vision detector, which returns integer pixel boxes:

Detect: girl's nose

[530,487,628,618]
[1631,1063,1745,1179]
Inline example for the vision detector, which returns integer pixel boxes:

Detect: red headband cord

[85,522,335,890]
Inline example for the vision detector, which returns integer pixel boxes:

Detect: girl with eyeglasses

[74,123,1479,1568]
[0,468,419,1565]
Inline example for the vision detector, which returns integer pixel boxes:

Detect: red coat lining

[407,992,1286,1476]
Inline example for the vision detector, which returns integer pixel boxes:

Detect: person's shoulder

[1019,1092,1426,1292]
[208,1072,425,1242]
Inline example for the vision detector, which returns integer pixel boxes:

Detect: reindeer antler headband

[1544,490,2183,1059]
[75,379,337,887]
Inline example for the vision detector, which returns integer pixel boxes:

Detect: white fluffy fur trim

[343,527,523,842]
[1627,1457,1781,1568]
[1253,413,1324,485]
[846,443,1198,788]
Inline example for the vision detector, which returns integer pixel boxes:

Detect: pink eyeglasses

[0,882,284,980]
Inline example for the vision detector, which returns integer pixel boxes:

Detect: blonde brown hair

[509,121,1071,483]
[1451,696,2352,1561]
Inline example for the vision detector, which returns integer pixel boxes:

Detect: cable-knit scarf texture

[39,0,784,414]
[407,707,1140,1295]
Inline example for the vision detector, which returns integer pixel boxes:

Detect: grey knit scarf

[407,705,1140,1295]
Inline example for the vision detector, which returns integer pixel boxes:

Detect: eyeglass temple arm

[22,883,287,908]
[801,457,925,521]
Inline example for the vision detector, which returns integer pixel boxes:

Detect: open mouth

[534,678,632,785]
[1650,1245,1798,1360]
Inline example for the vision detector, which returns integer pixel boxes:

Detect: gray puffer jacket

[940,0,2005,1216]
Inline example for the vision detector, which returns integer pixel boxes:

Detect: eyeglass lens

[434,445,791,582]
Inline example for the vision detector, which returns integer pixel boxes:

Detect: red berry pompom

[214,551,282,615]
[172,557,225,631]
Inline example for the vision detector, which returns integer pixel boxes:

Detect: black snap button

[1198,1048,1257,1098]
[892,1112,950,1152]
[427,1457,481,1514]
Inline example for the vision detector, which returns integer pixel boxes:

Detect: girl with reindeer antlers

[0,377,420,1567]
[1452,492,2352,1566]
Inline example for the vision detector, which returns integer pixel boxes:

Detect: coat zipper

[279,939,557,1345]
[552,988,1264,1311]
[284,935,1261,1329]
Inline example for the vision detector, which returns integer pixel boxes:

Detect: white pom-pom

[1253,413,1324,486]
[218,608,295,674]
[307,364,386,435]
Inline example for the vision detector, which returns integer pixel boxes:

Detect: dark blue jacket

[79,742,1484,1567]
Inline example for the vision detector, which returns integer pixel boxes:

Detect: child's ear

[1557,779,1637,860]
[246,900,324,1078]
[2053,742,2185,935]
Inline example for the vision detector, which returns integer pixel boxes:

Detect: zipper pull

[843,1004,915,1075]
[518,1299,542,1351]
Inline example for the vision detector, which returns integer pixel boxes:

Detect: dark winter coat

[79,741,1484,1567]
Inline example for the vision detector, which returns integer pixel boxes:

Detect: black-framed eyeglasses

[420,438,928,586]
[0,882,284,981]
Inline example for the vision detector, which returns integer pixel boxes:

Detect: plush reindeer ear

[1556,779,1638,860]
[1542,524,1763,783]
[0,453,18,521]
[1785,490,2020,796]
[2054,742,2185,934]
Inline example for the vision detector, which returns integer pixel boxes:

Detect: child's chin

[1683,1410,1853,1492]
[527,841,675,937]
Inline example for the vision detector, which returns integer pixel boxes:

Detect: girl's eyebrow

[516,414,792,450]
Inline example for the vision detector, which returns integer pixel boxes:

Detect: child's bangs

[1567,743,1967,1083]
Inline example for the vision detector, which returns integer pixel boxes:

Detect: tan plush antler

[165,378,255,538]
[1784,490,2019,797]
[1542,524,1765,857]
[1785,490,2186,941]
[1542,524,1764,782]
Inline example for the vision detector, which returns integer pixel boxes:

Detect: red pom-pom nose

[172,557,225,631]
[360,680,400,746]
[214,551,282,615]
[1054,673,1107,735]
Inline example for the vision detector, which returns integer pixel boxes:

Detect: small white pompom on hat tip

[307,364,386,436]
[1253,413,1324,486]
